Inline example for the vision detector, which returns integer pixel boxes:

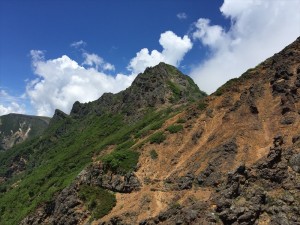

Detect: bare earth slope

[97,37,300,225]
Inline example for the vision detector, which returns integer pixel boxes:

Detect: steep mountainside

[0,37,299,225]
[0,63,205,225]
[93,37,300,225]
[0,114,50,151]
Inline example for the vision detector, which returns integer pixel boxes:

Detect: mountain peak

[70,63,206,119]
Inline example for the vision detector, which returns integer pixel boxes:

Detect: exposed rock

[0,113,50,150]
[78,162,141,193]
[21,184,87,225]
[70,62,205,120]
[177,172,194,190]
[289,153,300,173]
[198,140,238,187]
[191,128,203,144]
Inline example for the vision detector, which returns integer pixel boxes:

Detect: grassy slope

[0,107,181,225]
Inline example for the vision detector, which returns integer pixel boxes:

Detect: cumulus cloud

[192,18,224,46]
[82,52,115,71]
[70,40,86,48]
[190,0,300,94]
[177,12,187,20]
[26,51,135,116]
[128,31,192,74]
[0,90,26,116]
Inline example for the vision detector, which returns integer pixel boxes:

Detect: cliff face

[0,114,50,150]
[1,38,300,225]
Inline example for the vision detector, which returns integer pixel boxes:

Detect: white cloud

[82,52,115,71]
[192,18,224,46]
[177,12,187,20]
[26,52,135,116]
[30,50,45,62]
[82,53,103,68]
[103,63,115,71]
[70,40,86,48]
[190,0,300,94]
[0,90,26,116]
[128,31,192,74]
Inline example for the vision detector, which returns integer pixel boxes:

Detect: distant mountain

[0,114,50,151]
[1,38,300,225]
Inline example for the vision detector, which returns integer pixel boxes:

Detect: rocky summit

[0,38,300,225]
[70,62,206,120]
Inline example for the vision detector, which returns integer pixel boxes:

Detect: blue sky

[0,0,300,116]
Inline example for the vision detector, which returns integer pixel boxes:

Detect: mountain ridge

[0,37,300,225]
[69,62,206,120]
[0,113,50,151]
[0,62,206,225]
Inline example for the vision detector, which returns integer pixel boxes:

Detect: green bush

[167,80,181,102]
[79,185,116,219]
[102,149,139,173]
[149,131,166,144]
[166,124,183,134]
[176,118,186,124]
[115,139,135,151]
[198,102,208,110]
[150,149,158,160]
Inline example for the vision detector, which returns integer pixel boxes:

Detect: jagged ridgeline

[0,63,206,224]
[1,37,300,225]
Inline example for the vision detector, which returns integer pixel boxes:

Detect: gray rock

[289,153,300,173]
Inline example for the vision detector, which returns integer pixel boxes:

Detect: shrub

[167,80,181,101]
[102,149,139,173]
[198,102,208,110]
[115,139,135,151]
[166,124,183,134]
[149,131,166,144]
[79,185,116,219]
[150,149,158,160]
[177,118,186,124]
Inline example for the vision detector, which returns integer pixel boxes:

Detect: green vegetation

[0,62,209,225]
[198,102,208,110]
[0,114,126,225]
[0,106,182,225]
[214,78,239,96]
[102,149,139,174]
[167,80,181,102]
[114,139,135,151]
[149,131,166,144]
[135,120,164,138]
[164,63,179,74]
[79,185,116,219]
[166,124,183,134]
[170,202,181,209]
[150,149,158,160]
[177,118,186,123]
